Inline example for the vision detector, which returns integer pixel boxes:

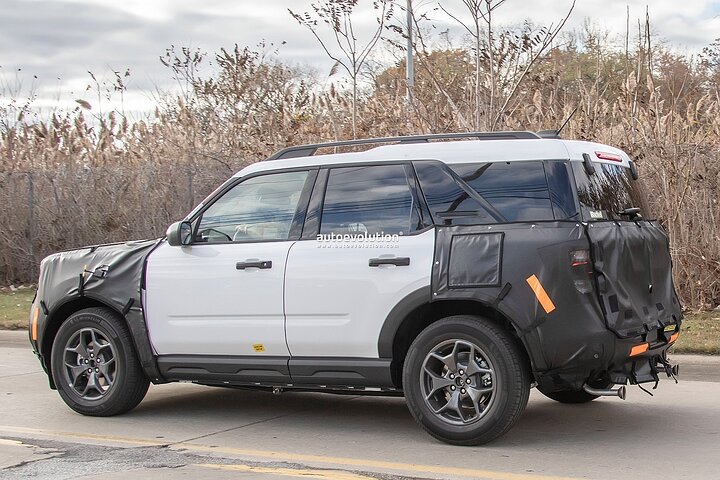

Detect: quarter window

[544,161,578,219]
[320,165,420,235]
[196,171,309,243]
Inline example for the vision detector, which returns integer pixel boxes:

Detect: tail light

[570,249,593,294]
[570,249,590,267]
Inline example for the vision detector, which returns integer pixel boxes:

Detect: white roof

[235,138,632,177]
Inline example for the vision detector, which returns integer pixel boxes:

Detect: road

[1,330,718,480]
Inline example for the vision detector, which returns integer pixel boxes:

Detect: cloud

[1,0,718,115]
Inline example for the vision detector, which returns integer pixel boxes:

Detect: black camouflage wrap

[33,240,164,385]
[587,220,682,338]
[431,220,681,390]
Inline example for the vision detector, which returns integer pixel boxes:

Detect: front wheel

[403,315,530,445]
[51,307,150,416]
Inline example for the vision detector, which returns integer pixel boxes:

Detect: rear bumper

[607,327,680,385]
[535,322,681,392]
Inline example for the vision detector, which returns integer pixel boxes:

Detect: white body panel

[233,138,632,179]
[284,229,435,358]
[144,240,292,356]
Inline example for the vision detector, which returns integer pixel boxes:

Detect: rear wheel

[403,315,530,445]
[51,307,149,416]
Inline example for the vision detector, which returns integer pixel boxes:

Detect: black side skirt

[289,357,393,387]
[157,355,394,388]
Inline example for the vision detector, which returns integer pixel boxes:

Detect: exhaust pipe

[583,384,627,400]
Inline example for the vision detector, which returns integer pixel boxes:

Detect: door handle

[368,257,410,267]
[236,260,272,270]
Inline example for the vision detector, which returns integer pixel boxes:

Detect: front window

[195,170,309,243]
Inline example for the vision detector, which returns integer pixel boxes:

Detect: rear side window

[320,165,421,235]
[571,162,651,220]
[449,161,556,221]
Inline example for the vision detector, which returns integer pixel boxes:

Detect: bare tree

[290,0,393,138]
[415,0,575,130]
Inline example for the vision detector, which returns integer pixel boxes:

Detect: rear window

[571,162,651,220]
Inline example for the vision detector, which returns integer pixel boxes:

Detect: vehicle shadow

[129,384,693,449]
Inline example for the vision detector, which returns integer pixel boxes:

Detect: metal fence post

[187,166,195,212]
[27,171,35,262]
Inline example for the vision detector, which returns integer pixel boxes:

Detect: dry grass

[0,288,34,330]
[672,312,720,355]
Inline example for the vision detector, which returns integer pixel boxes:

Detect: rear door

[284,164,435,359]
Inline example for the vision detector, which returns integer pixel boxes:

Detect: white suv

[29,132,682,445]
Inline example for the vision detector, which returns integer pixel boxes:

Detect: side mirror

[166,221,193,247]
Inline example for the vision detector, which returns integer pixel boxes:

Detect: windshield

[571,162,651,221]
[184,177,236,221]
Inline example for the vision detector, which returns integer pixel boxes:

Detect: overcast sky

[1,0,719,115]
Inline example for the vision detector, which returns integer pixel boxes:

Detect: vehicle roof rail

[266,131,542,160]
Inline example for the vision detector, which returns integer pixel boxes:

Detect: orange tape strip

[31,307,39,341]
[630,343,649,356]
[526,274,556,314]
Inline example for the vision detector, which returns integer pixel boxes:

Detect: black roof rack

[266,131,542,160]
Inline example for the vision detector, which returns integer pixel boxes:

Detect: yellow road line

[0,425,580,480]
[0,425,167,447]
[177,443,577,480]
[196,463,376,479]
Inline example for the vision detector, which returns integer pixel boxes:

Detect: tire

[50,307,150,416]
[403,315,530,445]
[538,381,613,404]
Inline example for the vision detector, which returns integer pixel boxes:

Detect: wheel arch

[40,295,156,389]
[378,288,535,389]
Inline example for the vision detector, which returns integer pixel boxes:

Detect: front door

[145,169,312,356]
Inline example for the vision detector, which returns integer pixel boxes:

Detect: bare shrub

[1,20,719,310]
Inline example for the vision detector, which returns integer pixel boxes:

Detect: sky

[1,0,719,116]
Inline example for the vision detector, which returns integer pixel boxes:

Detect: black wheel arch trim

[377,287,541,374]
[40,293,164,386]
[377,286,432,358]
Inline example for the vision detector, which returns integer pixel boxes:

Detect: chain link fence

[0,164,230,284]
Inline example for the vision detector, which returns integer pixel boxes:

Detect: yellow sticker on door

[252,344,266,353]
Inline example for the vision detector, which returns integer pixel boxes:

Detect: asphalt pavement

[1,330,719,480]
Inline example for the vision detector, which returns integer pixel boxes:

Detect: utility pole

[406,0,414,105]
